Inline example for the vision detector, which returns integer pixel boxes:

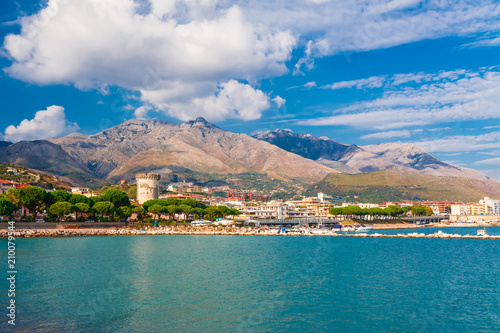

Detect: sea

[1,227,499,332]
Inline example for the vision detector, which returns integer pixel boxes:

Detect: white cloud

[463,36,500,48]
[3,1,295,122]
[323,76,386,90]
[299,68,500,129]
[360,128,423,140]
[162,80,270,121]
[360,130,411,140]
[414,131,500,152]
[4,105,79,142]
[474,157,500,165]
[133,105,152,120]
[4,1,500,121]
[273,96,286,108]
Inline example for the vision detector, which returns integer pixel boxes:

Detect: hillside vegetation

[308,168,497,203]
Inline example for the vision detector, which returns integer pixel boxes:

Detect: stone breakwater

[1,227,499,239]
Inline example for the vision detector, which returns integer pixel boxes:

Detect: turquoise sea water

[1,230,499,332]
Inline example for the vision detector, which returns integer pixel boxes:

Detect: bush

[24,216,35,222]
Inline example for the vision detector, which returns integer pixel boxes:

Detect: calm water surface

[1,231,499,332]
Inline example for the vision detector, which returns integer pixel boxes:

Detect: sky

[1,0,500,179]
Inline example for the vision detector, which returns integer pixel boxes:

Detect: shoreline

[2,224,499,239]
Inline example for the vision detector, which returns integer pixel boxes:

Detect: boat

[477,229,487,236]
[355,224,373,232]
[190,219,211,226]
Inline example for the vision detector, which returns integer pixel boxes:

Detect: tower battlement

[136,173,161,204]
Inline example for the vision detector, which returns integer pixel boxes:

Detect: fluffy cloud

[133,105,152,120]
[299,68,500,129]
[4,106,79,142]
[159,80,270,121]
[273,96,286,108]
[3,1,295,121]
[4,1,500,121]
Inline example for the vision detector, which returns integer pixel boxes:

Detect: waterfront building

[136,173,161,205]
[450,203,471,216]
[479,197,500,215]
[422,201,452,215]
[470,203,487,216]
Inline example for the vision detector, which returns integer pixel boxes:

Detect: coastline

[2,223,499,239]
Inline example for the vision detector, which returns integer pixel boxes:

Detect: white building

[450,204,471,216]
[479,197,500,215]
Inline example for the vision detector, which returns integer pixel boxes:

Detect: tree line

[329,204,433,219]
[0,187,240,222]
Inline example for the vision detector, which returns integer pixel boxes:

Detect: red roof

[0,180,15,185]
[15,184,30,189]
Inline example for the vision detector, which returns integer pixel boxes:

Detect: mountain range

[0,117,498,201]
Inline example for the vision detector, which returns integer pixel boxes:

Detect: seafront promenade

[2,225,499,239]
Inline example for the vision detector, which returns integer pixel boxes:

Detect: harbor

[3,225,500,239]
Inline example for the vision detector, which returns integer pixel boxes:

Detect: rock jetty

[1,227,499,239]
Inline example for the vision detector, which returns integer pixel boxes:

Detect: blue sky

[2,1,500,178]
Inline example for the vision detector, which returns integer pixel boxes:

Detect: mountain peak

[194,117,208,123]
[181,117,220,130]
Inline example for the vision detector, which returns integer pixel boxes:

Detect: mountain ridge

[0,118,496,201]
[254,129,490,181]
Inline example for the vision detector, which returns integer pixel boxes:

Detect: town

[1,169,499,225]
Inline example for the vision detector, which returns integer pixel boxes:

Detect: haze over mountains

[0,117,498,200]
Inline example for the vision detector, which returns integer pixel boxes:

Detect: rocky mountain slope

[49,118,339,184]
[0,140,104,185]
[254,130,490,181]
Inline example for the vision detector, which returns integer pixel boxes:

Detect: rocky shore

[2,226,499,239]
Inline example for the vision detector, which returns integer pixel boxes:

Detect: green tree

[17,187,49,220]
[344,205,362,218]
[384,205,404,218]
[0,198,15,217]
[142,199,168,212]
[167,205,182,220]
[50,190,72,203]
[69,194,91,206]
[148,204,166,220]
[131,206,146,221]
[179,204,193,220]
[182,198,207,209]
[114,206,132,221]
[99,189,130,207]
[49,201,73,222]
[329,207,344,216]
[204,206,223,221]
[229,208,241,216]
[423,205,434,216]
[218,205,232,217]
[75,202,90,221]
[93,201,115,220]
[368,207,383,218]
[411,204,427,216]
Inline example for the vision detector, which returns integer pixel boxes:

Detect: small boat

[356,224,373,232]
[477,229,487,236]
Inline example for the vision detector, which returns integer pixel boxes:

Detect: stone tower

[136,173,161,204]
